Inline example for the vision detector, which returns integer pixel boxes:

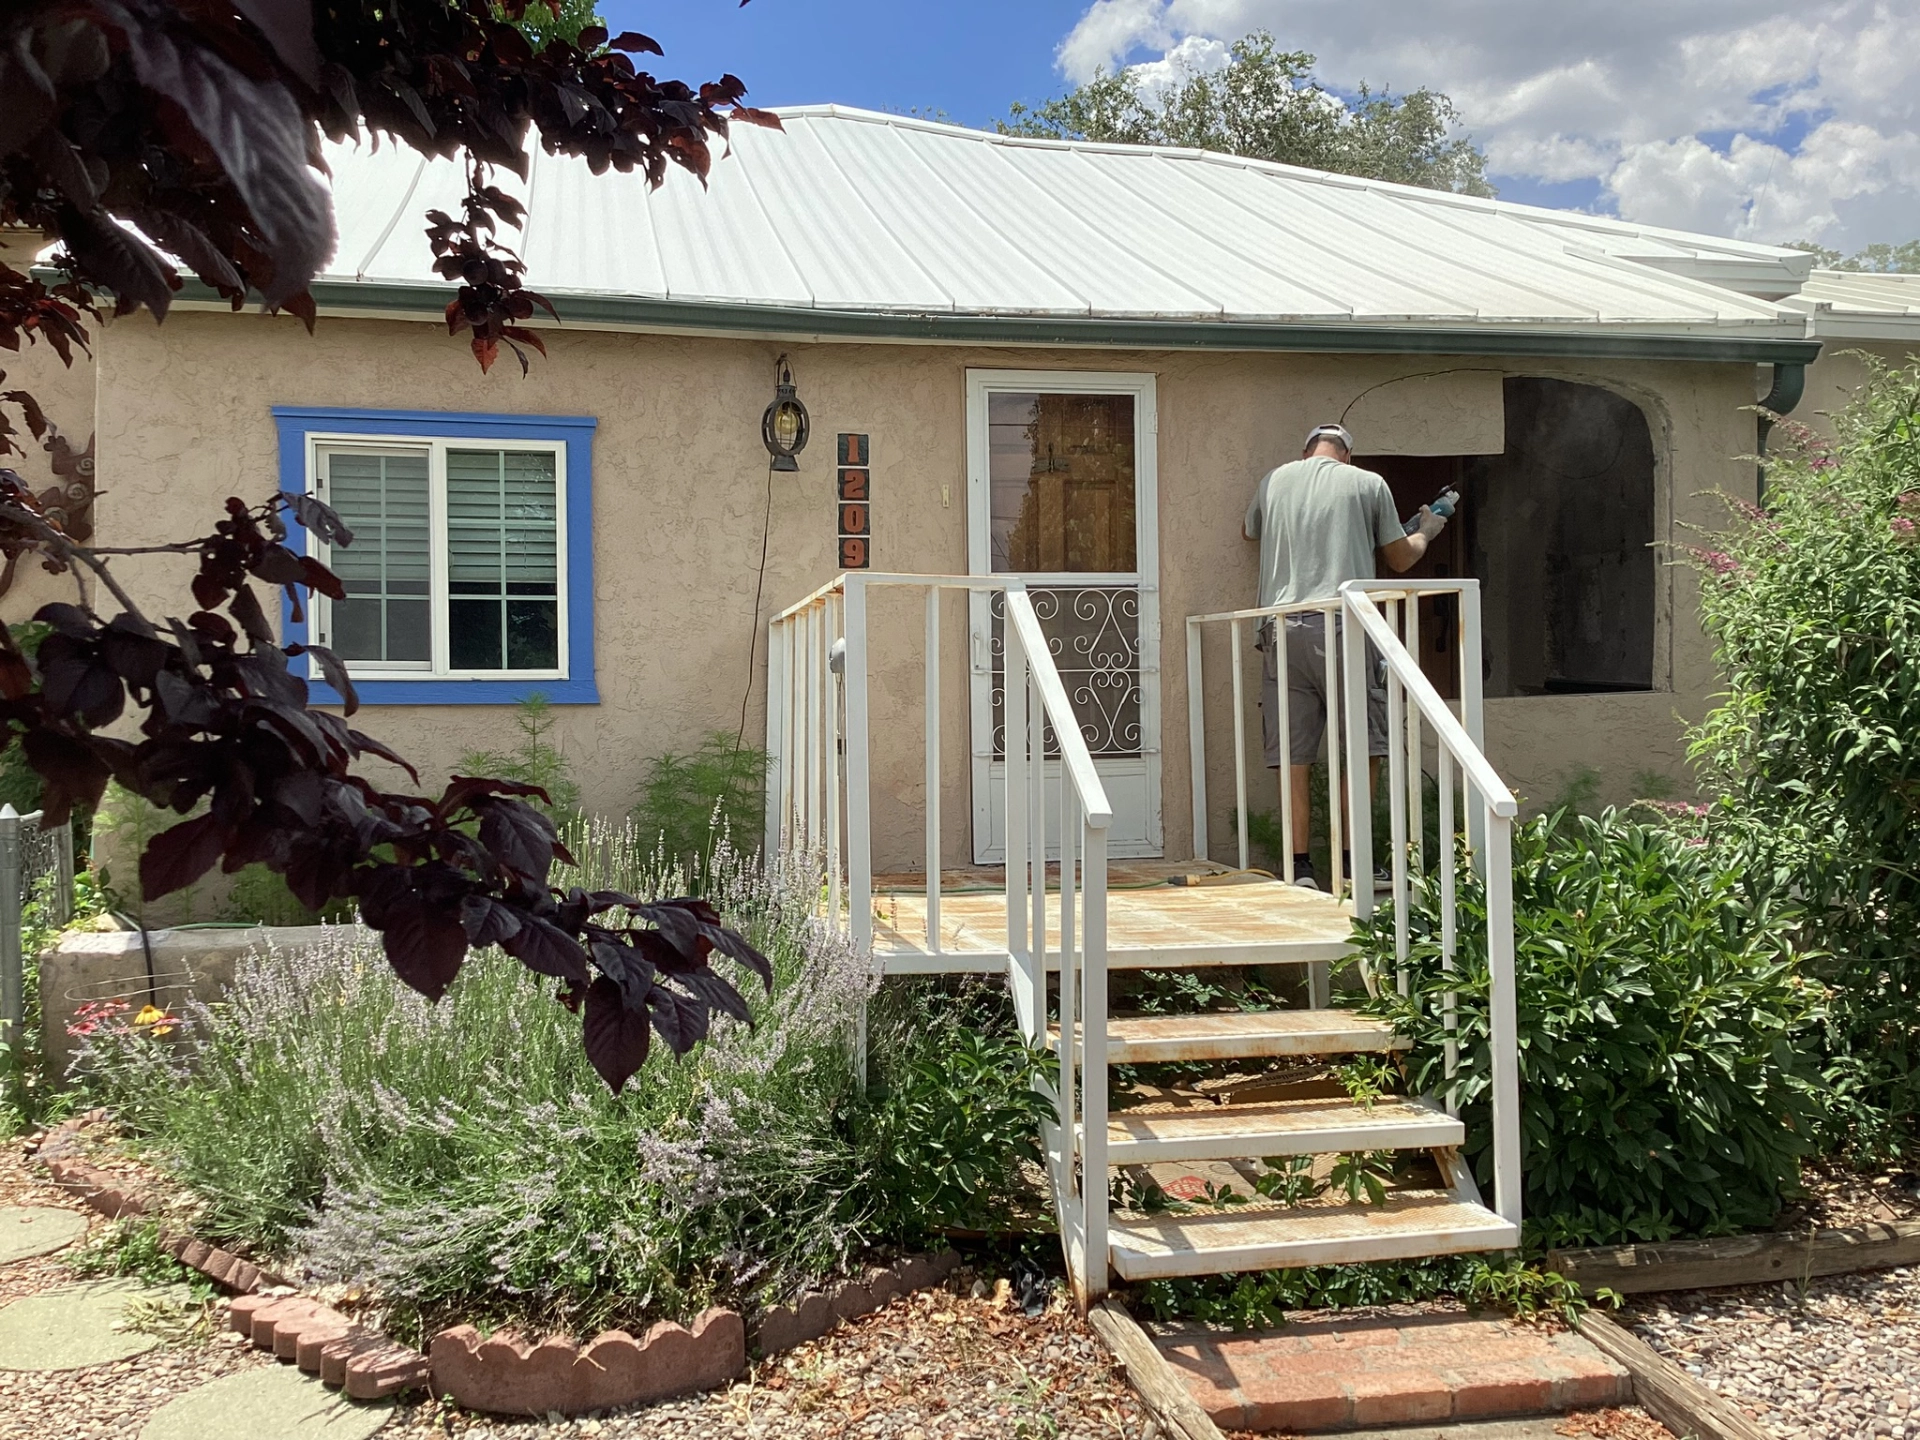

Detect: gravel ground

[1,1136,1154,1439]
[1629,1266,1920,1439]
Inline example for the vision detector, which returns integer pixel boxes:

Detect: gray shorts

[1259,615,1389,768]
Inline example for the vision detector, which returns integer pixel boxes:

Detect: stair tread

[1108,1191,1518,1279]
[1101,1094,1461,1161]
[1050,1009,1406,1062]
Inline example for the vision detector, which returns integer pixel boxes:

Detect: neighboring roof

[1780,270,1920,341]
[215,106,1826,360]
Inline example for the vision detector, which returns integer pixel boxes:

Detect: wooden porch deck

[869,860,1355,974]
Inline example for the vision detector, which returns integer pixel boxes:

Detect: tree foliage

[0,1,782,1092]
[1786,239,1920,274]
[0,0,779,383]
[1002,32,1493,196]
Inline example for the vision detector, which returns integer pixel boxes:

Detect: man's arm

[1380,505,1446,573]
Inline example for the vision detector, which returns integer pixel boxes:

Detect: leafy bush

[1689,363,1920,1155]
[1358,809,1822,1247]
[857,981,1054,1239]
[633,731,768,879]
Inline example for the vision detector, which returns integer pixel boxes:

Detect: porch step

[1098,1094,1461,1166]
[1051,1009,1406,1065]
[1108,1192,1520,1281]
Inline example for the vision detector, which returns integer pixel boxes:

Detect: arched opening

[1356,376,1658,699]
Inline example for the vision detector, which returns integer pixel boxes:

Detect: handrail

[1003,590,1115,830]
[1340,584,1516,817]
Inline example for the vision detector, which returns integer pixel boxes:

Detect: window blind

[322,449,431,664]
[447,448,560,670]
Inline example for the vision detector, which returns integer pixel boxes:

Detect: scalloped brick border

[427,1250,962,1417]
[32,1111,277,1293]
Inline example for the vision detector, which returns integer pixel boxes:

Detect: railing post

[765,619,786,857]
[826,594,844,928]
[1277,619,1295,886]
[1230,618,1249,873]
[1438,753,1459,1111]
[1385,601,1410,996]
[1342,599,1373,919]
[1460,582,1488,862]
[1484,807,1521,1228]
[1029,672,1046,989]
[1405,596,1425,875]
[0,805,22,1063]
[1186,617,1207,863]
[52,821,72,927]
[843,580,874,1081]
[1004,600,1033,1039]
[1080,818,1109,1303]
[1323,606,1345,899]
[925,588,942,953]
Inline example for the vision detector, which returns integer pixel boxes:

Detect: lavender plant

[77,833,878,1335]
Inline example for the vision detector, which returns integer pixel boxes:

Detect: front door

[967,370,1162,862]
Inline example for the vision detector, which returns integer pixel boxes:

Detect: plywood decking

[870,861,1354,973]
[1101,1094,1462,1164]
[1108,1192,1520,1280]
[1051,1010,1406,1064]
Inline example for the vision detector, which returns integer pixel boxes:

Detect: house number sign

[838,433,871,569]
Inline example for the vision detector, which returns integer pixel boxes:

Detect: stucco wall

[1801,339,1920,439]
[0,230,98,624]
[93,308,1760,867]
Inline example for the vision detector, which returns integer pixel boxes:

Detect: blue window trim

[272,406,599,706]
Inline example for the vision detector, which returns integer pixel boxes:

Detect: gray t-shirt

[1245,455,1403,609]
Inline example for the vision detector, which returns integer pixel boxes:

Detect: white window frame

[304,431,571,683]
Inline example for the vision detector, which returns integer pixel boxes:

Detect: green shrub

[633,731,768,879]
[1358,809,1822,1247]
[856,981,1054,1239]
[1688,362,1920,1156]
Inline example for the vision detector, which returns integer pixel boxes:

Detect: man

[1243,423,1452,890]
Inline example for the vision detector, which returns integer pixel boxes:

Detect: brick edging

[31,1111,962,1417]
[427,1249,963,1417]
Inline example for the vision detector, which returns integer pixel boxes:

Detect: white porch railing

[1183,579,1522,1232]
[765,571,1116,1299]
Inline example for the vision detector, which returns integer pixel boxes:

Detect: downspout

[1756,361,1806,504]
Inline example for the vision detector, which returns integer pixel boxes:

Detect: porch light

[761,355,810,471]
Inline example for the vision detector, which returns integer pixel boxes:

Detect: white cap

[1304,423,1356,452]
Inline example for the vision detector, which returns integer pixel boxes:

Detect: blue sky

[604,1,1086,129]
[605,0,1919,249]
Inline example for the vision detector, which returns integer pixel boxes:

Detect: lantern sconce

[761,354,810,472]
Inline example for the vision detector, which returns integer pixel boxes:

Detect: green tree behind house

[1002,32,1494,196]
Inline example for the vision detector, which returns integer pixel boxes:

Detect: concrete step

[1098,1094,1461,1167]
[1108,1190,1519,1281]
[1051,1009,1406,1065]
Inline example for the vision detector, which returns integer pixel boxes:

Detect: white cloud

[1055,0,1920,250]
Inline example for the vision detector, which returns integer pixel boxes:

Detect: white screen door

[967,370,1162,862]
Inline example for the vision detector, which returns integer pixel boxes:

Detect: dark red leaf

[378,894,469,1001]
[583,975,651,1092]
[501,914,590,985]
[608,31,663,56]
[140,811,229,900]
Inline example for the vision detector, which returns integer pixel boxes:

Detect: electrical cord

[737,455,776,747]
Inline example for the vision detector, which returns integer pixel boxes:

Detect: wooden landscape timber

[1086,1299,1227,1440]
[1550,1220,1920,1296]
[1577,1312,1775,1440]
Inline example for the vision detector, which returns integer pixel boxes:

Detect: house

[0,106,1862,871]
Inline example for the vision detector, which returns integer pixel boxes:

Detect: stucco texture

[92,308,1760,867]
[1801,340,1920,439]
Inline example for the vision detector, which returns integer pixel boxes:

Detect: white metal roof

[311,106,1811,347]
[1779,270,1920,341]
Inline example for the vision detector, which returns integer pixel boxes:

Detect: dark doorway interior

[1357,377,1657,700]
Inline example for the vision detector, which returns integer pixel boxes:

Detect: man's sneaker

[1289,864,1322,891]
